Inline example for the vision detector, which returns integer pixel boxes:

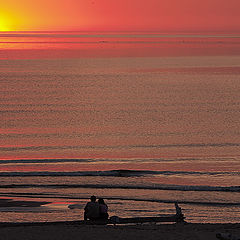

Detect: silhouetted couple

[84,195,109,221]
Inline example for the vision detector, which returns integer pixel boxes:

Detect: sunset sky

[1,0,240,32]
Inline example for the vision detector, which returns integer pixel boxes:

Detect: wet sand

[0,199,50,207]
[0,222,239,240]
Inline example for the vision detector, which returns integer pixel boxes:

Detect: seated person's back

[98,198,109,219]
[84,196,100,220]
[85,202,99,219]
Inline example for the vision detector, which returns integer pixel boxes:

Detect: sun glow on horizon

[0,11,21,31]
[0,19,11,31]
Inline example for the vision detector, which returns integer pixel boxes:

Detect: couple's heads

[90,196,105,204]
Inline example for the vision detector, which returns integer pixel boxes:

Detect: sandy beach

[0,222,239,240]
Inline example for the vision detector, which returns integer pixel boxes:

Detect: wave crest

[0,182,239,193]
[0,169,238,177]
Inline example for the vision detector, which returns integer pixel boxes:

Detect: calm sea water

[0,32,240,223]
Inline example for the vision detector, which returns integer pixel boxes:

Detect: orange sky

[1,0,240,31]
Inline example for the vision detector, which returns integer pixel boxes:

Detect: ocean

[0,31,240,223]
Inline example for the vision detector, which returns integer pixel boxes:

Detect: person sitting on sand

[84,195,100,221]
[98,198,109,220]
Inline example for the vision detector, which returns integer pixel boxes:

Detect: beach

[1,1,240,237]
[0,222,240,240]
[0,198,239,240]
[1,0,240,237]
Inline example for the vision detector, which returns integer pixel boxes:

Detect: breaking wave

[0,182,239,193]
[0,192,239,207]
[0,169,238,177]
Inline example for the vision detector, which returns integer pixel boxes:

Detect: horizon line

[1,30,240,33]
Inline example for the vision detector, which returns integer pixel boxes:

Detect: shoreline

[0,222,239,240]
